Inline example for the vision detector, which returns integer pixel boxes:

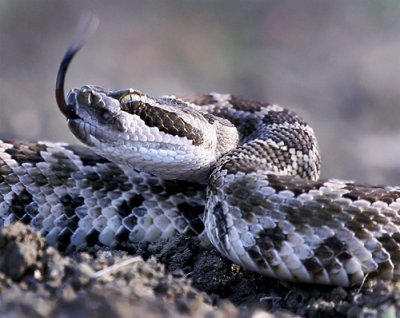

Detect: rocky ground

[0,223,398,318]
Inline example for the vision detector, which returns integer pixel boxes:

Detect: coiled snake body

[2,19,400,287]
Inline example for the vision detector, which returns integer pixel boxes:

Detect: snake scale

[2,16,400,287]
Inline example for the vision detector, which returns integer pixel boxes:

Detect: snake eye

[120,92,144,113]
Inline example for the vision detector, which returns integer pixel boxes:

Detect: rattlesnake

[1,16,400,288]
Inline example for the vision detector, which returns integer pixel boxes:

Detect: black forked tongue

[55,13,99,119]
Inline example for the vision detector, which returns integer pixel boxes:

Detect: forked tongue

[55,13,99,119]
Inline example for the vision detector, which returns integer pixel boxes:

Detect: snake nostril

[98,108,112,122]
[65,104,79,119]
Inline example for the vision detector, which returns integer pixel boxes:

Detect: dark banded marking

[229,96,270,113]
[121,99,204,146]
[180,93,219,106]
[4,141,47,165]
[176,202,205,234]
[117,194,145,218]
[343,183,400,204]
[262,108,307,126]
[10,189,34,221]
[86,228,100,246]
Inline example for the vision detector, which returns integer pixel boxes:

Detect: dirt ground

[0,223,398,318]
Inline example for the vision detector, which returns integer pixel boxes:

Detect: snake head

[66,87,239,182]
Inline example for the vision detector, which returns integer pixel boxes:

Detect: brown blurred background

[1,0,400,184]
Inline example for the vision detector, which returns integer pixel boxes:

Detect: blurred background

[1,0,400,184]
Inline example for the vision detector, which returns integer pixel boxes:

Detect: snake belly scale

[2,18,400,287]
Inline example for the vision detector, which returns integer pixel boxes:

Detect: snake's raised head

[66,87,239,182]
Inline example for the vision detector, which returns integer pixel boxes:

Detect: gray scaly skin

[2,15,400,287]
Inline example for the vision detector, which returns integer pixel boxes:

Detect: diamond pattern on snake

[1,15,400,287]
